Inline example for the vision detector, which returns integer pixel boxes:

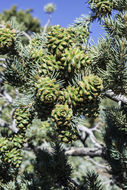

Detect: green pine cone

[95,0,113,14]
[30,48,62,76]
[89,0,113,17]
[47,25,70,58]
[0,136,23,168]
[58,85,80,108]
[51,104,78,143]
[47,25,83,59]
[77,75,103,117]
[30,48,45,63]
[57,128,78,143]
[0,106,33,168]
[75,26,90,41]
[0,28,16,54]
[51,104,73,126]
[78,75,103,99]
[13,107,32,131]
[39,53,62,74]
[4,148,22,168]
[35,76,60,104]
[61,47,91,73]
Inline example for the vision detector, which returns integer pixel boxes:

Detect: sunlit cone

[58,85,80,108]
[0,28,16,54]
[35,76,60,104]
[77,74,103,117]
[61,47,91,73]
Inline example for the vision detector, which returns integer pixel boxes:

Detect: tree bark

[65,147,103,157]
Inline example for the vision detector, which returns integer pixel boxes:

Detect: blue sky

[0,0,105,43]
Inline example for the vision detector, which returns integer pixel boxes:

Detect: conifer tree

[0,0,127,189]
[0,5,42,33]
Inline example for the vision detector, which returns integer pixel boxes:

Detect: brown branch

[105,90,127,105]
[65,147,103,157]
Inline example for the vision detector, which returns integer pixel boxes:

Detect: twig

[0,58,6,62]
[86,157,109,170]
[21,31,31,40]
[77,124,102,148]
[3,90,13,104]
[43,14,52,34]
[10,119,18,133]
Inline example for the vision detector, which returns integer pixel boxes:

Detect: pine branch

[43,14,52,34]
[77,124,103,148]
[105,89,127,105]
[2,90,13,103]
[86,157,109,170]
[65,147,103,157]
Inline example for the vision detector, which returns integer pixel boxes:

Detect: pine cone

[61,47,91,73]
[77,75,103,117]
[35,76,60,104]
[51,104,73,126]
[58,85,79,108]
[0,28,16,54]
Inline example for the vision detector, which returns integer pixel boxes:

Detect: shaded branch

[105,90,127,105]
[77,124,103,148]
[65,147,103,157]
[87,157,109,170]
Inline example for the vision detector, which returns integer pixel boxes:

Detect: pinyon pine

[0,0,127,190]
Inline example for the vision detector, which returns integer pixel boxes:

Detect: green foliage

[104,107,127,189]
[34,144,73,189]
[80,171,103,190]
[0,15,104,188]
[98,38,127,93]
[91,30,127,94]
[0,5,41,33]
[87,0,127,188]
[26,119,51,146]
